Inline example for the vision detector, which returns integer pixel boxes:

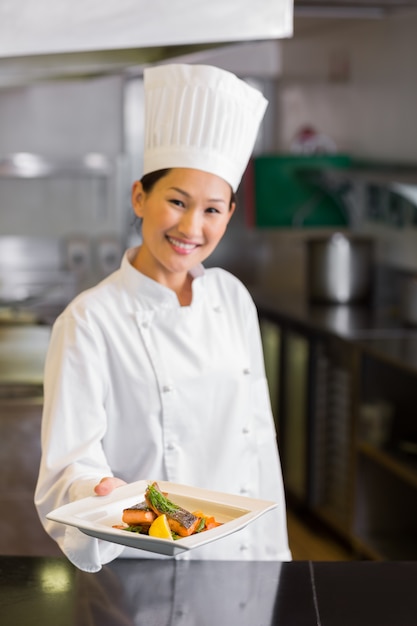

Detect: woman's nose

[178,209,202,237]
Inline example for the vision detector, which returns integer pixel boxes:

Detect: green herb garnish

[146,484,180,515]
[125,525,148,534]
[195,517,206,533]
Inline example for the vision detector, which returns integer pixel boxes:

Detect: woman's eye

[205,207,221,214]
[170,198,184,207]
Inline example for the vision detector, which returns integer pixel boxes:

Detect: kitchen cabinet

[0,325,60,556]
[261,319,309,503]
[257,292,417,559]
[280,330,310,503]
[260,319,281,428]
[260,317,356,538]
[309,336,357,538]
[0,391,60,556]
[352,346,417,559]
[260,315,311,505]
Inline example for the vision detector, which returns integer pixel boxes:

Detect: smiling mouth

[166,236,199,252]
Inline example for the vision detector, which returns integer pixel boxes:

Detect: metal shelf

[0,152,112,178]
[298,161,417,187]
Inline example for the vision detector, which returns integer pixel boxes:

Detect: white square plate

[46,480,278,557]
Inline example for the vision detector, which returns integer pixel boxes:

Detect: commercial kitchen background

[1,12,417,294]
[2,6,417,558]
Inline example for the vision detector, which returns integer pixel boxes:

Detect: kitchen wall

[0,75,128,241]
[278,11,417,161]
[1,21,417,297]
[258,8,417,296]
[0,40,281,247]
[180,12,417,298]
[0,46,276,283]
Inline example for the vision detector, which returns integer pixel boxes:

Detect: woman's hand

[94,476,127,496]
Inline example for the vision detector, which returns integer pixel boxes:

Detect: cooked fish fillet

[145,482,201,537]
[122,501,156,526]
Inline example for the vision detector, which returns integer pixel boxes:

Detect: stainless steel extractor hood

[0,0,293,87]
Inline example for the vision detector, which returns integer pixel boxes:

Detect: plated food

[114,482,222,540]
[46,480,278,557]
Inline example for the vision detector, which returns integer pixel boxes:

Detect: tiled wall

[274,10,417,275]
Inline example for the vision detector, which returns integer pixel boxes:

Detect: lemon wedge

[148,514,173,540]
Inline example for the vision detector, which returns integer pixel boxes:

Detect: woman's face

[131,168,235,285]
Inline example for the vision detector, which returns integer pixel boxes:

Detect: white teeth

[167,237,196,250]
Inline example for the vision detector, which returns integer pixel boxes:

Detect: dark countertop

[252,290,417,373]
[1,557,417,626]
[252,290,411,340]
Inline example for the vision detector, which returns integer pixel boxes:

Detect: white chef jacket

[35,248,291,572]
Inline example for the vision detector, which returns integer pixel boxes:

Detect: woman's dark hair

[140,169,171,193]
[140,169,236,209]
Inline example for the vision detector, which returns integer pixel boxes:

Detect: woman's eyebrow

[169,186,190,197]
[169,187,226,204]
[169,187,191,198]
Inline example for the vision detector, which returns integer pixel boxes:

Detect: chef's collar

[121,247,205,308]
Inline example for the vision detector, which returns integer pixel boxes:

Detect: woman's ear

[227,201,236,223]
[131,180,145,218]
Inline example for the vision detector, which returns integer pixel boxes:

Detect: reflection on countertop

[1,557,417,626]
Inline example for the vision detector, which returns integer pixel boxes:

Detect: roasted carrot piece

[192,510,222,531]
[204,516,222,530]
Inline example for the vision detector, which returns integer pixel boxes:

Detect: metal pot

[306,233,374,304]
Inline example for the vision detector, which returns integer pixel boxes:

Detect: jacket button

[213,305,222,313]
[243,368,250,375]
[242,426,250,435]
[162,384,173,393]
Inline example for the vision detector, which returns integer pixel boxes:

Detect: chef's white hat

[142,64,268,192]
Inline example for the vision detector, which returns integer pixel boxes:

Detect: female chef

[35,63,291,572]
